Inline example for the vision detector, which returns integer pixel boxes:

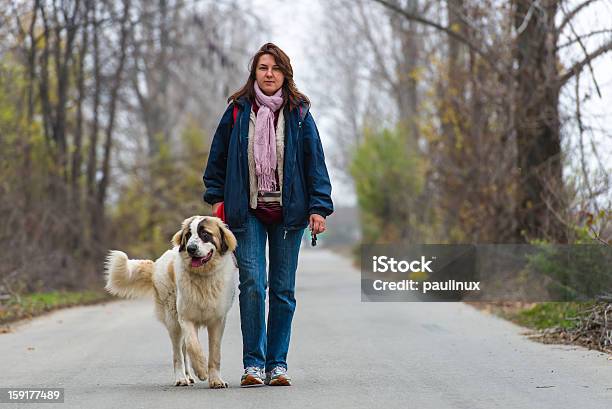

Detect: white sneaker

[265,366,292,386]
[240,366,265,387]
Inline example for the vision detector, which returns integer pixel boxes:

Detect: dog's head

[171,216,237,271]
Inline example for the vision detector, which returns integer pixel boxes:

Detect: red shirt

[250,98,283,225]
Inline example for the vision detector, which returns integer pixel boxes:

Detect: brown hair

[228,42,310,111]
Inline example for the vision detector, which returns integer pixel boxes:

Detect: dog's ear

[171,229,183,251]
[171,216,197,252]
[216,219,237,254]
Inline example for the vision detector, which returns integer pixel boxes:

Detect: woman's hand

[309,214,326,234]
[212,202,222,215]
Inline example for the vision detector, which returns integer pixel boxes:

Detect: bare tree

[0,0,264,292]
[368,0,612,243]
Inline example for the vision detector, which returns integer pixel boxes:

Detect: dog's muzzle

[190,249,213,268]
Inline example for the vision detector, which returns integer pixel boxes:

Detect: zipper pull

[284,229,287,240]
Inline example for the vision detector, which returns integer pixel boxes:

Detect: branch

[444,0,482,36]
[575,71,597,213]
[356,0,396,88]
[559,40,612,85]
[370,0,508,79]
[588,222,611,247]
[10,2,27,40]
[515,0,536,36]
[559,0,602,97]
[557,29,612,50]
[557,0,601,36]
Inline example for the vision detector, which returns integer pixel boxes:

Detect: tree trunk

[513,0,567,242]
[86,2,100,220]
[95,0,131,238]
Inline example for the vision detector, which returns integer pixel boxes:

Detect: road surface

[1,249,611,408]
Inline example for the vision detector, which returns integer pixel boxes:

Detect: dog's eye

[185,232,191,241]
[198,228,211,240]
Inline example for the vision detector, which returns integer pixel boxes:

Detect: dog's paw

[184,370,196,384]
[209,377,229,389]
[174,377,192,387]
[195,368,208,381]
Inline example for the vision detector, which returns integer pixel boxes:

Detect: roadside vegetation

[0,291,112,330]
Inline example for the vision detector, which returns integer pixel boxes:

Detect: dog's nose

[187,244,198,255]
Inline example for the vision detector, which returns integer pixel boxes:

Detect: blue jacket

[203,96,334,233]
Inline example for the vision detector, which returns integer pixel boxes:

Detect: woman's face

[255,53,285,96]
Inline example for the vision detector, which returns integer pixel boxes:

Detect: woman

[203,42,334,387]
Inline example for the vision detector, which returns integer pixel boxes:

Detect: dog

[104,215,238,388]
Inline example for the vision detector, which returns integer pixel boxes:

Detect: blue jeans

[232,210,305,372]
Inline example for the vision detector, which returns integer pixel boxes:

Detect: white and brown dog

[104,215,238,388]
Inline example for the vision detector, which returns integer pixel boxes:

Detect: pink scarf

[253,81,284,192]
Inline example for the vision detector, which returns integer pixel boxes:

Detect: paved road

[1,249,611,408]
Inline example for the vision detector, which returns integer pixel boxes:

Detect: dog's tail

[104,250,155,298]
